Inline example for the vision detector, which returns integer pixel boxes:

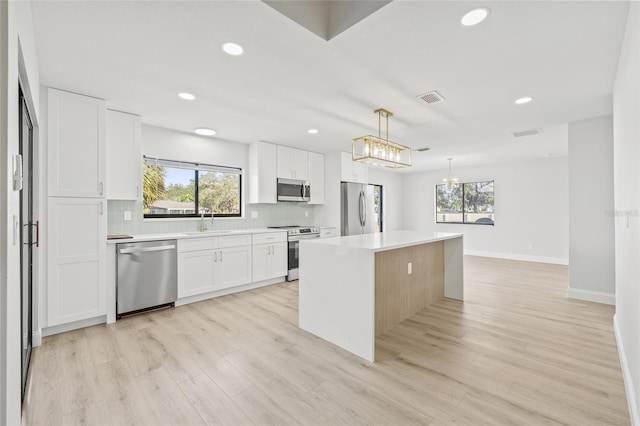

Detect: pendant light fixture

[442,158,459,186]
[352,108,412,168]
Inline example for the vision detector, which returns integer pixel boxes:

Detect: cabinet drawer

[252,232,287,245]
[218,234,252,248]
[178,237,217,253]
[320,228,336,238]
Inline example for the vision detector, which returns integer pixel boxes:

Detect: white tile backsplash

[107,200,315,235]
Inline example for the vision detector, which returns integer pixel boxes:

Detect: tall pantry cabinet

[45,88,107,327]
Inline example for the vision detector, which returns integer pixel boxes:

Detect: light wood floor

[23,256,630,425]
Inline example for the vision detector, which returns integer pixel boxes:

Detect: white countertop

[302,230,462,252]
[106,228,285,244]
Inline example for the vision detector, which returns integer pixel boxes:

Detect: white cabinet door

[47,88,106,198]
[217,246,252,290]
[248,141,277,204]
[292,148,309,181]
[106,110,141,200]
[178,250,217,298]
[277,145,308,180]
[270,242,288,278]
[252,242,287,282]
[47,197,106,326]
[340,152,368,184]
[252,244,271,282]
[308,152,324,204]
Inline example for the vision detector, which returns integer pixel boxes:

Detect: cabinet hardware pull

[99,202,104,215]
[214,251,217,262]
[219,250,223,261]
[100,182,104,196]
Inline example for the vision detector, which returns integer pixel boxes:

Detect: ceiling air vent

[512,128,543,138]
[417,91,444,104]
[415,147,431,152]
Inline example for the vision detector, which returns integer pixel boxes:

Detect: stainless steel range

[268,226,320,281]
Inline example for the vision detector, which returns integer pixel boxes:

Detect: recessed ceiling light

[178,92,195,100]
[515,96,533,105]
[194,128,216,136]
[461,7,489,26]
[308,129,318,134]
[222,42,244,56]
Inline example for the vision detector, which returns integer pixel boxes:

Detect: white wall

[613,2,640,424]
[1,0,40,423]
[403,157,569,264]
[567,116,615,304]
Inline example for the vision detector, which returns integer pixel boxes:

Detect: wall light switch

[251,211,258,219]
[408,262,412,275]
[124,211,132,221]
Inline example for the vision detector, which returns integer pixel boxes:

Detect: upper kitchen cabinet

[47,88,106,198]
[106,110,141,200]
[308,152,325,204]
[277,145,308,181]
[248,141,277,204]
[340,152,368,184]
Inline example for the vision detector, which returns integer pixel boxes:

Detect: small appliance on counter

[267,226,320,281]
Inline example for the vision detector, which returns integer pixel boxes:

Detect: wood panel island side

[299,231,463,362]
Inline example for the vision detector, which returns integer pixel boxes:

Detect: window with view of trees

[143,156,242,218]
[436,180,494,225]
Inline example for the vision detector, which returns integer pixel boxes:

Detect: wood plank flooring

[23,256,630,425]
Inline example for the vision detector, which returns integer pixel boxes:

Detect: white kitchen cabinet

[47,88,106,198]
[47,197,107,326]
[308,152,325,204]
[248,141,277,204]
[340,152,368,184]
[178,250,217,298]
[320,227,337,238]
[252,232,287,282]
[277,145,308,180]
[106,109,141,200]
[177,235,252,298]
[217,245,252,289]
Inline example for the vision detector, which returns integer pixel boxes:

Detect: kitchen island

[299,231,463,362]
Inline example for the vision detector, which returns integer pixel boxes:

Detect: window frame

[143,156,242,219]
[435,180,494,226]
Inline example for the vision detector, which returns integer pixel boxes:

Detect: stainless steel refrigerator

[341,182,382,236]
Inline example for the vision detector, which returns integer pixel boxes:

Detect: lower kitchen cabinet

[217,245,252,289]
[47,197,106,326]
[178,250,217,298]
[252,232,287,281]
[177,237,252,298]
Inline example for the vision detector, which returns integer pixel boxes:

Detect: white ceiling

[30,0,629,172]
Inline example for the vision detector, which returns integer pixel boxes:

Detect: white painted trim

[614,314,639,426]
[175,277,285,306]
[42,315,106,337]
[567,287,615,305]
[32,330,42,347]
[464,250,568,265]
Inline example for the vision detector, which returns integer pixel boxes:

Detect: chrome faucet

[210,212,214,229]
[200,211,208,232]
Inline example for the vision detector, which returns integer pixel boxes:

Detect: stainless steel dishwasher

[117,240,177,318]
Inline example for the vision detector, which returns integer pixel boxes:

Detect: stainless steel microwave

[277,178,311,202]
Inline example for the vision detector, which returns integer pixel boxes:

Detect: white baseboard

[32,330,42,347]
[614,314,639,426]
[464,250,568,265]
[567,287,615,305]
[42,315,107,337]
